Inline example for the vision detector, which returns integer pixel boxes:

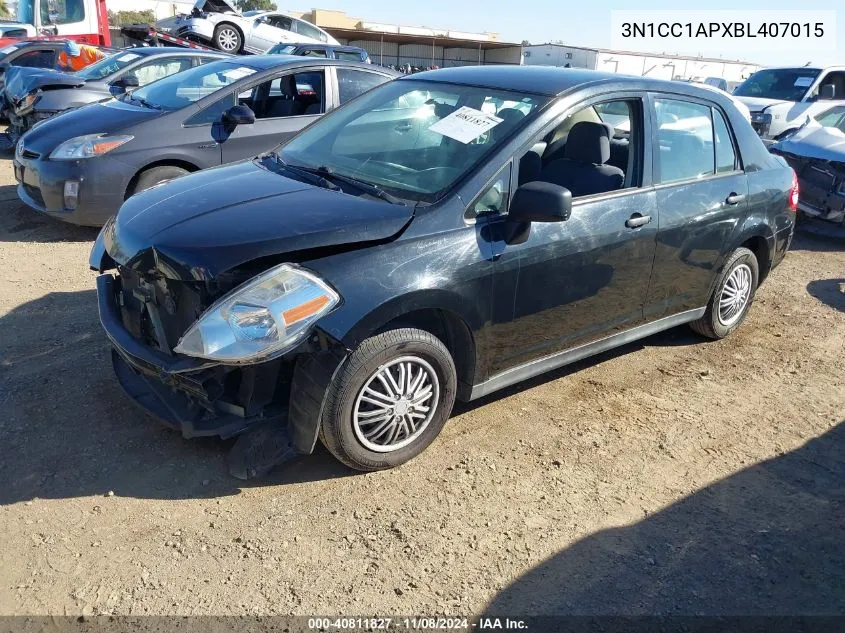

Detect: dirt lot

[0,151,843,618]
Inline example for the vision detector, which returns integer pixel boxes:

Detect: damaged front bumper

[97,274,344,451]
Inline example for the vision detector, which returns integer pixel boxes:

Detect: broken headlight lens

[174,264,340,362]
[50,134,134,160]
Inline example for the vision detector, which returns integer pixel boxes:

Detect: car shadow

[0,289,353,506]
[0,184,100,244]
[806,278,845,313]
[482,421,845,617]
[791,226,845,252]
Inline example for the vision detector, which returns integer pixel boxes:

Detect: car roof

[117,46,226,57]
[407,65,735,101]
[755,66,845,73]
[230,54,391,72]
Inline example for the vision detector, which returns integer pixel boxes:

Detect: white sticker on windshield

[222,67,256,80]
[428,106,503,144]
[794,76,814,88]
[117,53,141,62]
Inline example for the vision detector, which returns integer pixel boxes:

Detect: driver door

[249,14,292,52]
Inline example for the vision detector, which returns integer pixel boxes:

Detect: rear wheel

[319,328,457,471]
[213,24,242,53]
[130,166,189,197]
[690,246,759,339]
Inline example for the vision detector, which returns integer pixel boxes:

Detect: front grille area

[21,148,40,160]
[117,267,208,352]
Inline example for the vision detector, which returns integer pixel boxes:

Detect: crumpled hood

[4,66,85,104]
[735,96,788,113]
[99,159,414,281]
[772,121,845,162]
[193,0,239,14]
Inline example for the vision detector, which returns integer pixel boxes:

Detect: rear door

[220,67,328,163]
[644,94,749,320]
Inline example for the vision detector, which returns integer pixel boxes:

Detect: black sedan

[14,55,397,226]
[4,47,227,140]
[90,66,797,476]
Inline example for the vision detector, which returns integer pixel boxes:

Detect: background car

[3,47,227,141]
[268,42,370,64]
[162,0,339,54]
[88,66,796,476]
[771,104,845,228]
[13,55,397,226]
[0,39,109,89]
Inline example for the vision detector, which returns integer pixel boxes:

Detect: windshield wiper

[266,154,339,192]
[129,94,161,110]
[309,165,405,205]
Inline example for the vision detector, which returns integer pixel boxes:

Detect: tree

[235,0,274,12]
[521,40,531,46]
[108,9,156,26]
[0,1,10,17]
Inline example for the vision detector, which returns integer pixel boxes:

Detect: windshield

[278,80,549,203]
[76,51,140,80]
[129,60,256,110]
[16,0,34,25]
[733,68,820,102]
[815,105,845,133]
[269,44,297,55]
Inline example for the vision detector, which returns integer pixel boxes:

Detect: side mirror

[223,104,256,125]
[508,181,572,223]
[819,84,835,100]
[116,74,139,91]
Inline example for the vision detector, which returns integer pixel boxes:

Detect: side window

[244,70,325,119]
[654,98,715,183]
[185,91,236,125]
[517,98,642,197]
[302,49,328,58]
[811,71,845,101]
[337,68,387,105]
[42,0,85,24]
[267,15,293,31]
[129,58,192,87]
[10,49,56,67]
[713,108,737,173]
[468,163,512,220]
[293,18,328,43]
[335,50,365,63]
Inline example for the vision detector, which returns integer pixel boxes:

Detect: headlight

[14,91,40,114]
[174,264,340,362]
[49,134,134,160]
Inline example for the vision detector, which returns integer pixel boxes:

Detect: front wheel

[130,166,189,198]
[213,24,242,53]
[690,246,759,339]
[319,328,457,471]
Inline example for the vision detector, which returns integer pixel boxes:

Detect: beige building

[289,8,523,68]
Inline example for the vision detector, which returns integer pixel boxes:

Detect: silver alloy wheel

[217,27,239,51]
[352,356,440,453]
[718,263,752,326]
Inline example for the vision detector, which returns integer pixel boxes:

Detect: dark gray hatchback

[13,55,397,226]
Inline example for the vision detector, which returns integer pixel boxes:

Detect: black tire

[213,24,242,53]
[690,246,759,340]
[130,166,189,197]
[319,328,457,471]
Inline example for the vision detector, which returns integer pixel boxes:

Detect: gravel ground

[0,151,843,618]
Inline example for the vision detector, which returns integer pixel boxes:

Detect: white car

[160,0,339,54]
[734,66,845,143]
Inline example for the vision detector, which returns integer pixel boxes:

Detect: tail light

[788,170,799,212]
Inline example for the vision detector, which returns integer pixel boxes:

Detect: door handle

[725,192,746,205]
[625,213,651,229]
[394,123,413,132]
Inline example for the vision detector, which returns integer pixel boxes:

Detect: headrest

[563,121,611,164]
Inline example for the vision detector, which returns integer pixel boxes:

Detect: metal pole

[380,34,383,65]
[478,42,481,65]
